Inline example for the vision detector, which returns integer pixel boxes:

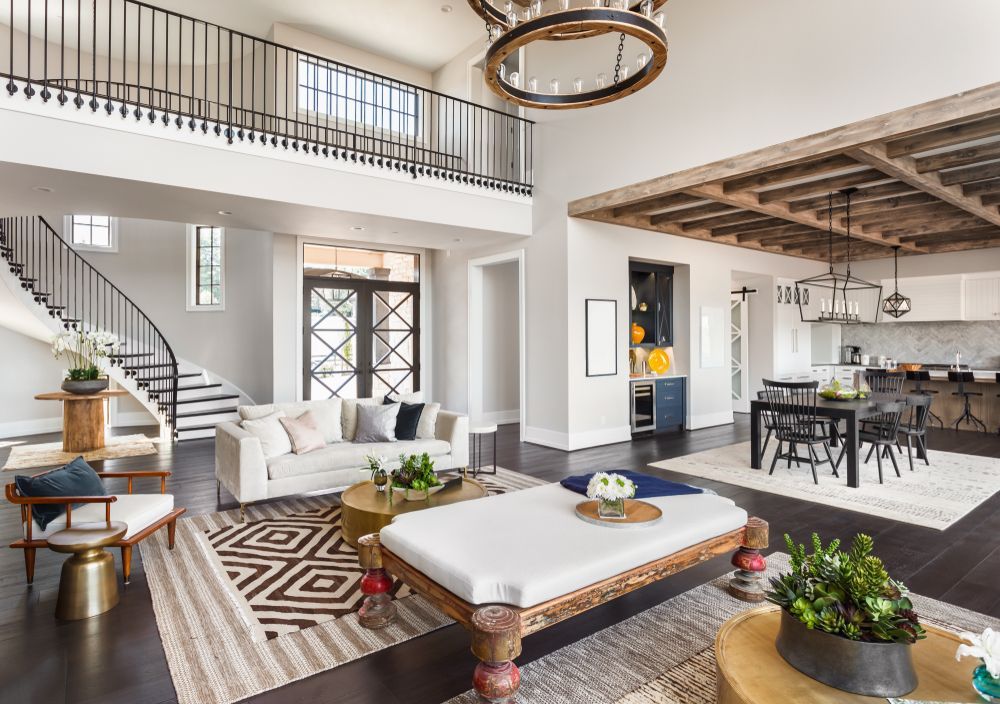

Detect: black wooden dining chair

[762,380,839,484]
[896,394,932,473]
[859,400,906,483]
[864,370,906,395]
[757,390,776,458]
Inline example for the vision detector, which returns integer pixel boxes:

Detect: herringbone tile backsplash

[842,321,1000,369]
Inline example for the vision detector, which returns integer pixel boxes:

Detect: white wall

[481,261,520,419]
[0,327,68,434]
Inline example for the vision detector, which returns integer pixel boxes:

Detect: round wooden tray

[575,499,662,529]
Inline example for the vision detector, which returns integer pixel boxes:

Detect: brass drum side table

[47,521,128,620]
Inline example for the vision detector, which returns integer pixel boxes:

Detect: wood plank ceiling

[568,83,1000,262]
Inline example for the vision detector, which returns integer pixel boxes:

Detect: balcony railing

[2,0,534,194]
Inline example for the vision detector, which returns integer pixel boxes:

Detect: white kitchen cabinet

[964,276,1000,320]
[774,278,812,375]
[880,274,963,323]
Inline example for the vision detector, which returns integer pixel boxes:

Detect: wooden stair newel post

[471,605,522,703]
[729,516,769,602]
[357,533,397,629]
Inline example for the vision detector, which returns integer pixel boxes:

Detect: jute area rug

[139,467,544,704]
[1,433,158,471]
[446,553,1000,704]
[650,441,1000,530]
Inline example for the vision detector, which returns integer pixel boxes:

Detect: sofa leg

[121,545,132,585]
[24,547,36,585]
[471,606,522,703]
[240,503,247,523]
[167,518,177,550]
[216,480,221,502]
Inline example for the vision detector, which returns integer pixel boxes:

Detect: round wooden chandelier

[468,1,669,110]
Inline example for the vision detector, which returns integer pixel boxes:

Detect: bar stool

[948,370,986,432]
[906,370,943,427]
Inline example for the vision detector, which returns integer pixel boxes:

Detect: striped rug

[139,467,544,704]
[446,553,999,704]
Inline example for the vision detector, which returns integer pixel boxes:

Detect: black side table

[469,425,498,477]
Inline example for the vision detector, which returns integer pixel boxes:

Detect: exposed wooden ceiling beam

[737,227,817,243]
[910,229,1000,247]
[818,192,937,219]
[720,154,859,193]
[938,161,1000,187]
[884,114,1000,158]
[569,82,1000,217]
[845,202,966,228]
[897,225,998,243]
[681,210,770,231]
[751,225,821,244]
[848,143,1000,229]
[788,182,916,213]
[963,178,1000,197]
[610,192,703,218]
[925,237,1000,253]
[757,169,887,204]
[649,201,734,225]
[913,141,1000,173]
[882,216,989,238]
[687,184,926,252]
[711,216,789,237]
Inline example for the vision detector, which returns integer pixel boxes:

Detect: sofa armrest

[435,410,469,469]
[215,422,268,503]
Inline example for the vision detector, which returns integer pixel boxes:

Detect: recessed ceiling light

[453,237,463,243]
[217,210,232,216]
[440,4,453,12]
[32,185,54,193]
[350,226,366,232]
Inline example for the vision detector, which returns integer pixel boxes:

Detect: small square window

[66,215,118,252]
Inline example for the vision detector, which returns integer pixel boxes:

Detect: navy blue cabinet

[654,377,686,431]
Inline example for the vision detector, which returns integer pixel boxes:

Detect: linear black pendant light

[881,246,912,319]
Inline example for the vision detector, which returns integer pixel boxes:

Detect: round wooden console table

[715,606,979,703]
[35,389,129,452]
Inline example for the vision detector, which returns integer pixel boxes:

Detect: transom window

[297,58,419,137]
[67,215,117,251]
[187,225,224,311]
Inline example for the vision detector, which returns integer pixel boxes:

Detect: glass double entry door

[304,278,420,400]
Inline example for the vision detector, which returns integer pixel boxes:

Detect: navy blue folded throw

[559,470,703,499]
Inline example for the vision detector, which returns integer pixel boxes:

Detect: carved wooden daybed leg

[357,533,397,629]
[471,606,522,704]
[729,516,769,602]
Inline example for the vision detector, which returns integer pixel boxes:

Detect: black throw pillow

[14,456,107,530]
[383,395,425,441]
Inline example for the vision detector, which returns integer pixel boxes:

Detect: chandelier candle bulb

[653,10,665,27]
[619,66,630,81]
[596,72,607,88]
[528,76,538,92]
[530,0,542,17]
[509,71,519,87]
[574,77,584,93]
[549,78,560,94]
[559,0,570,8]
[636,52,648,70]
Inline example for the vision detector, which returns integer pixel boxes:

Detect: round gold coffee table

[340,478,488,547]
[48,521,128,620]
[715,606,980,703]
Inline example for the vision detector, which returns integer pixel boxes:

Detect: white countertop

[812,363,1000,380]
[628,374,688,382]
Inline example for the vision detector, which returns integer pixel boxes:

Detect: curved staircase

[0,215,246,440]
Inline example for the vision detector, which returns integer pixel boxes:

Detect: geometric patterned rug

[200,471,519,642]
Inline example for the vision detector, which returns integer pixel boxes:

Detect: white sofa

[215,396,469,516]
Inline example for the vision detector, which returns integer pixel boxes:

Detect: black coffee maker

[843,345,862,365]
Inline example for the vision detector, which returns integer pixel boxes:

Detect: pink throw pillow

[279,411,325,455]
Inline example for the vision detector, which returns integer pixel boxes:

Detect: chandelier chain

[613,32,625,84]
[827,191,833,273]
[845,189,852,275]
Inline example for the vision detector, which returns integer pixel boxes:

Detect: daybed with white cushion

[215,395,468,516]
[356,485,765,701]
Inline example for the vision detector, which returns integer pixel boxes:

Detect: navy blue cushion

[384,396,425,441]
[14,457,107,530]
[559,470,703,499]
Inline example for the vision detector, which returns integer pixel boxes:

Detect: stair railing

[0,215,178,432]
[1,0,534,195]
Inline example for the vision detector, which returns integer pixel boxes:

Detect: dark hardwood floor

[1,419,998,704]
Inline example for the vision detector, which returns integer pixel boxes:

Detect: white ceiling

[148,0,485,73]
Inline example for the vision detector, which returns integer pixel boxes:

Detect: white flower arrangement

[956,627,1000,679]
[51,330,119,380]
[586,472,637,503]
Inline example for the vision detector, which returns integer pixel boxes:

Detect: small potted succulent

[956,628,1000,701]
[767,533,925,697]
[51,330,118,394]
[390,452,442,502]
[586,472,636,519]
[365,454,389,493]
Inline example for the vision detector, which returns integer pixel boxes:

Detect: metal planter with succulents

[767,533,925,697]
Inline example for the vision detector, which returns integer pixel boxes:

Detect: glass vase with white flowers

[586,472,637,519]
[956,627,1000,701]
[365,454,389,493]
[51,330,118,394]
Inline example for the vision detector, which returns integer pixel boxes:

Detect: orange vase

[631,322,645,345]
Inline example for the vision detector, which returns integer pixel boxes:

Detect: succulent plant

[767,532,926,644]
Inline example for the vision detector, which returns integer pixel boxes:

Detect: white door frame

[731,294,750,413]
[468,249,526,442]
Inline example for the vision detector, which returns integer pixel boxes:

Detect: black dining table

[749,395,924,488]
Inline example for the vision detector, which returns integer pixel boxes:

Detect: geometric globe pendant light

[881,246,912,319]
[468,1,669,109]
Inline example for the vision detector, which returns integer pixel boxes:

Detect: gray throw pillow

[354,403,400,443]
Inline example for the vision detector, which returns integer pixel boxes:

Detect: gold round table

[715,606,980,703]
[47,521,128,620]
[340,478,488,547]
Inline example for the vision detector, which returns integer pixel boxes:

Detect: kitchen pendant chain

[613,32,625,84]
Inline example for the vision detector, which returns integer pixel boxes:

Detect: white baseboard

[112,411,158,428]
[0,416,62,439]
[523,424,632,452]
[687,410,734,430]
[479,409,520,426]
